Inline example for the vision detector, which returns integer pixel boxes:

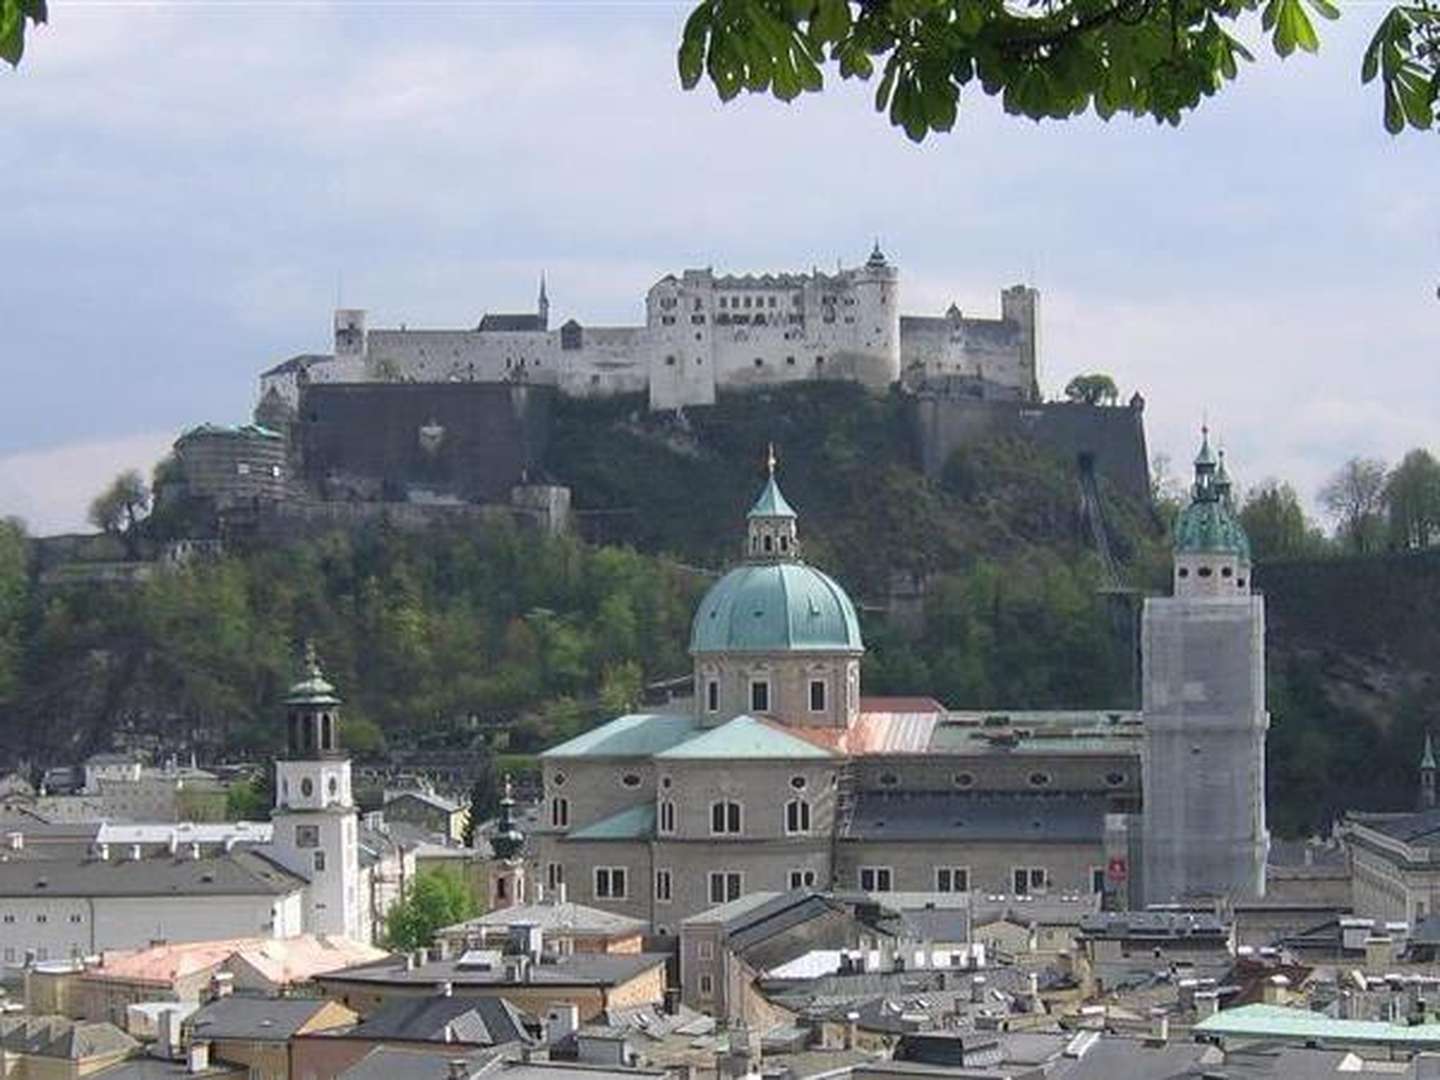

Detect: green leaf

[0,0,24,66]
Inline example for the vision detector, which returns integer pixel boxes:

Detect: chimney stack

[1148,1008,1170,1044]
[1195,990,1220,1020]
[187,1041,210,1074]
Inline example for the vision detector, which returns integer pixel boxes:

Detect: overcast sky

[1,0,1435,534]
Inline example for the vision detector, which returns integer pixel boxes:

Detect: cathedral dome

[690,561,863,654]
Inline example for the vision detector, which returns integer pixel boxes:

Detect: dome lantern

[746,444,800,561]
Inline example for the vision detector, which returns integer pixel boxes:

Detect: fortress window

[859,866,893,892]
[763,535,774,553]
[768,296,777,307]
[665,355,676,366]
[1013,866,1048,895]
[879,772,899,787]
[779,536,789,552]
[1237,578,1246,588]
[694,298,703,311]
[594,866,627,900]
[754,358,763,368]
[744,297,752,308]
[692,315,706,325]
[1221,566,1233,578]
[719,298,727,309]
[1177,567,1190,578]
[785,798,811,835]
[786,356,796,366]
[953,772,975,788]
[711,800,743,835]
[552,772,566,787]
[314,851,326,872]
[936,867,969,893]
[816,356,825,367]
[750,680,770,713]
[809,679,826,712]
[1028,772,1051,787]
[655,868,673,902]
[1198,566,1214,578]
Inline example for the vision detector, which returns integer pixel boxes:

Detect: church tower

[269,645,362,939]
[1140,429,1269,903]
[537,275,550,331]
[486,776,527,910]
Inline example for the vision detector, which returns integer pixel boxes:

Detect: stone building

[533,435,1268,951]
[257,247,1039,413]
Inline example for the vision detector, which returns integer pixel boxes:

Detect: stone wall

[911,396,1150,503]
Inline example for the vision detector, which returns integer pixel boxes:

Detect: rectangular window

[1013,867,1048,896]
[710,801,742,835]
[859,867,893,893]
[691,314,706,325]
[789,869,817,890]
[936,867,970,893]
[295,825,319,848]
[706,680,719,713]
[1091,867,1107,895]
[594,866,628,900]
[709,871,743,905]
[36,914,47,924]
[69,913,82,924]
[809,679,826,712]
[547,862,564,890]
[659,800,676,834]
[750,681,770,712]
[698,940,714,960]
[785,799,811,835]
[655,869,673,903]
[314,851,326,872]
[699,973,714,996]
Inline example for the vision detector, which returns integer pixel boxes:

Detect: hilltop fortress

[257,246,1040,414]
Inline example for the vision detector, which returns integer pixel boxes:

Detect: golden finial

[766,442,777,477]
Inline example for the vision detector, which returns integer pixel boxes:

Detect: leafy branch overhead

[0,0,45,67]
[677,0,1440,137]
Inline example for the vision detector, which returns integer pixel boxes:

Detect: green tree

[598,660,644,716]
[224,776,270,821]
[88,469,151,536]
[677,0,1439,139]
[1239,479,1326,560]
[462,757,500,846]
[0,0,45,65]
[384,868,477,950]
[0,518,25,705]
[1063,374,1120,406]
[1318,456,1389,554]
[1385,448,1440,550]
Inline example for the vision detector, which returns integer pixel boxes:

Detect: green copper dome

[285,643,342,706]
[1174,429,1251,560]
[690,562,863,654]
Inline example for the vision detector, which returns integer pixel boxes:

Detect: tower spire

[746,443,798,561]
[537,274,550,330]
[1422,731,1437,810]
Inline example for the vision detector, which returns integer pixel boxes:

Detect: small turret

[746,444,800,561]
[491,775,526,860]
[488,774,527,909]
[1172,427,1252,598]
[1421,732,1436,810]
[285,643,343,759]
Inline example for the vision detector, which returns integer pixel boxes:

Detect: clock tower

[269,645,362,939]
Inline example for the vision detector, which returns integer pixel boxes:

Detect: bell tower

[269,644,362,939]
[1420,732,1436,811]
[486,775,528,910]
[745,445,800,561]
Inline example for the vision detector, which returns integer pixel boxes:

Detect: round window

[953,772,975,788]
[879,772,899,787]
[621,773,642,788]
[301,777,314,798]
[1198,566,1214,578]
[1028,772,1051,787]
[1221,566,1233,578]
[790,776,807,790]
[553,772,567,787]
[1178,567,1190,578]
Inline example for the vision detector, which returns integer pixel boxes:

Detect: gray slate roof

[0,850,305,898]
[478,313,544,332]
[442,900,645,938]
[843,792,1109,843]
[187,997,336,1041]
[338,1046,501,1080]
[317,951,665,990]
[0,1015,137,1059]
[349,995,530,1045]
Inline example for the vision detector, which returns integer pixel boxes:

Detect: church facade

[534,435,1269,938]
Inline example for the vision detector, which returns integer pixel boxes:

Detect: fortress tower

[268,646,363,939]
[849,243,901,391]
[1140,430,1269,903]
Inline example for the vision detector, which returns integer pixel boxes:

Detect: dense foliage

[678,0,1439,138]
[384,868,478,950]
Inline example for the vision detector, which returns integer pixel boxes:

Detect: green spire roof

[1174,428,1251,559]
[284,643,341,706]
[748,475,796,519]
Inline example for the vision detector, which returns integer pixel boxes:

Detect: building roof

[748,475,796,519]
[689,562,863,654]
[187,997,339,1041]
[315,950,667,990]
[655,715,835,761]
[1174,429,1251,559]
[385,790,463,814]
[478,313,544,332]
[0,849,305,899]
[1352,807,1440,845]
[843,791,1109,843]
[260,353,330,378]
[347,995,530,1045]
[338,1046,502,1080]
[568,803,657,840]
[1193,1002,1440,1047]
[682,890,787,927]
[87,934,387,987]
[442,901,644,941]
[540,713,698,760]
[1078,910,1229,940]
[0,1016,138,1060]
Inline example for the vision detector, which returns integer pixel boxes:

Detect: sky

[0,0,1435,534]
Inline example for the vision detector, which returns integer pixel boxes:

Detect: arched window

[551,797,569,828]
[785,798,811,835]
[659,800,676,834]
[710,800,742,835]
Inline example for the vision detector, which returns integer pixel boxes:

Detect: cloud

[0,433,174,536]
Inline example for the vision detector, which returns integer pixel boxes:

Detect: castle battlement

[258,248,1038,413]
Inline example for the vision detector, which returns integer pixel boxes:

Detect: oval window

[301,777,314,798]
[790,776,807,790]
[879,772,899,787]
[621,773,642,788]
[1198,566,1214,578]
[953,773,975,788]
[1028,772,1051,787]
[661,775,672,789]
[1178,567,1190,578]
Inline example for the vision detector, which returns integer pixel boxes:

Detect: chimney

[436,980,454,998]
[1262,974,1290,1006]
[189,842,201,861]
[210,972,234,1001]
[187,1041,210,1074]
[1366,935,1396,971]
[447,1060,469,1080]
[970,975,987,1004]
[98,843,110,862]
[1178,977,1198,1012]
[167,831,179,856]
[546,1004,579,1046]
[130,844,142,861]
[1195,990,1220,1020]
[1147,1008,1170,1045]
[844,1011,859,1049]
[6,832,22,851]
